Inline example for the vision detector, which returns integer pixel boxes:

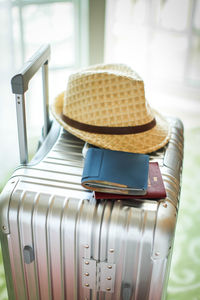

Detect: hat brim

[51,92,171,154]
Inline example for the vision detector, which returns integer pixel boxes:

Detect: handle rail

[11,44,51,165]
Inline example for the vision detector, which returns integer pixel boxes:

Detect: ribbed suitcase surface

[0,117,183,300]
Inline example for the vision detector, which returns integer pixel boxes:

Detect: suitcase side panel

[0,233,15,300]
[106,202,158,300]
[6,186,97,300]
[8,189,40,300]
[3,188,179,300]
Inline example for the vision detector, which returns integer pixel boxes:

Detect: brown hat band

[61,114,156,135]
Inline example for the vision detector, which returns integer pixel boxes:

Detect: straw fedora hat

[51,64,170,154]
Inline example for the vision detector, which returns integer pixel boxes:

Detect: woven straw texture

[51,64,170,153]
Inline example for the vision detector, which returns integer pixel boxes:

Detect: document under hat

[81,148,149,195]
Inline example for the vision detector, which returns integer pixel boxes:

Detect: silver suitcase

[0,45,184,300]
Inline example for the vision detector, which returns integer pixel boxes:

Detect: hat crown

[63,64,154,127]
[51,63,170,154]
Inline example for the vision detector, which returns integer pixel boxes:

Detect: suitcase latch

[82,258,116,293]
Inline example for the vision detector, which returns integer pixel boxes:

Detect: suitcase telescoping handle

[11,44,51,165]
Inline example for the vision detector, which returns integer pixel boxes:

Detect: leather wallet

[81,148,149,195]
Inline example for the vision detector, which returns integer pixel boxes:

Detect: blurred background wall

[0,0,200,299]
[105,0,200,128]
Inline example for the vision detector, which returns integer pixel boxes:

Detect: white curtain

[105,0,200,91]
[105,0,200,129]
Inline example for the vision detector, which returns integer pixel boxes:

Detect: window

[0,0,90,184]
[10,0,91,95]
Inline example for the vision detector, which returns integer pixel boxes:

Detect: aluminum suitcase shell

[0,116,184,300]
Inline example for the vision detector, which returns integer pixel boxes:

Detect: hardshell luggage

[0,45,184,300]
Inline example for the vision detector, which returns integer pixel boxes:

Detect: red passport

[95,162,166,200]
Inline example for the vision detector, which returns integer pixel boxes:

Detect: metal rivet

[109,248,114,253]
[85,283,89,287]
[84,244,89,249]
[107,276,112,280]
[155,251,160,256]
[84,272,89,276]
[107,265,112,269]
[2,226,6,231]
[106,288,111,291]
[85,261,89,265]
[163,203,167,208]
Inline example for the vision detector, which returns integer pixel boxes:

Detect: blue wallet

[81,148,149,195]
